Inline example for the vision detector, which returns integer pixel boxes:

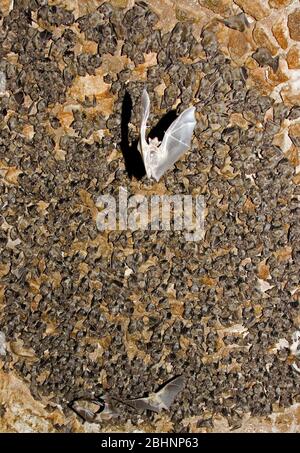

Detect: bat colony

[72,93,193,422]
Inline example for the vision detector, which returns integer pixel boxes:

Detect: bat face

[149,137,160,147]
[124,375,185,413]
[139,89,196,182]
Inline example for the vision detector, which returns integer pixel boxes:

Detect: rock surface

[0,0,299,434]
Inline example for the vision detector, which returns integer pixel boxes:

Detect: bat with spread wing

[70,396,119,423]
[123,375,185,413]
[138,89,196,182]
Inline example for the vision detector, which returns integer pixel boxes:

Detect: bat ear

[141,88,150,108]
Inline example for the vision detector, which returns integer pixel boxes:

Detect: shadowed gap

[148,109,177,142]
[120,91,145,180]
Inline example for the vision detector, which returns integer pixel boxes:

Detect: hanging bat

[223,13,249,32]
[70,396,119,423]
[138,89,196,182]
[123,375,185,413]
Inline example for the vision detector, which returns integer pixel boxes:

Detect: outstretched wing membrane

[151,106,196,182]
[123,376,185,413]
[156,375,185,410]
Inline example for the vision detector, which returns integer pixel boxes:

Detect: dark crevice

[120,91,145,180]
[148,109,177,142]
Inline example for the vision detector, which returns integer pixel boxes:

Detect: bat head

[148,137,161,146]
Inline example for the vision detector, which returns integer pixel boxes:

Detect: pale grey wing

[156,376,185,410]
[139,89,152,178]
[151,106,196,182]
[124,397,161,413]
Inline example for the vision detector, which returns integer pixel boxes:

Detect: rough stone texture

[0,0,13,15]
[272,20,289,50]
[269,0,293,8]
[0,0,299,434]
[234,0,271,21]
[288,9,300,41]
[287,45,300,69]
[253,25,279,55]
[199,0,231,15]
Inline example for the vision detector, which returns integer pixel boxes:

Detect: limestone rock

[234,0,271,21]
[287,45,300,69]
[253,24,279,55]
[228,29,252,64]
[0,0,13,15]
[269,0,292,8]
[199,0,231,15]
[272,20,289,50]
[288,9,300,41]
